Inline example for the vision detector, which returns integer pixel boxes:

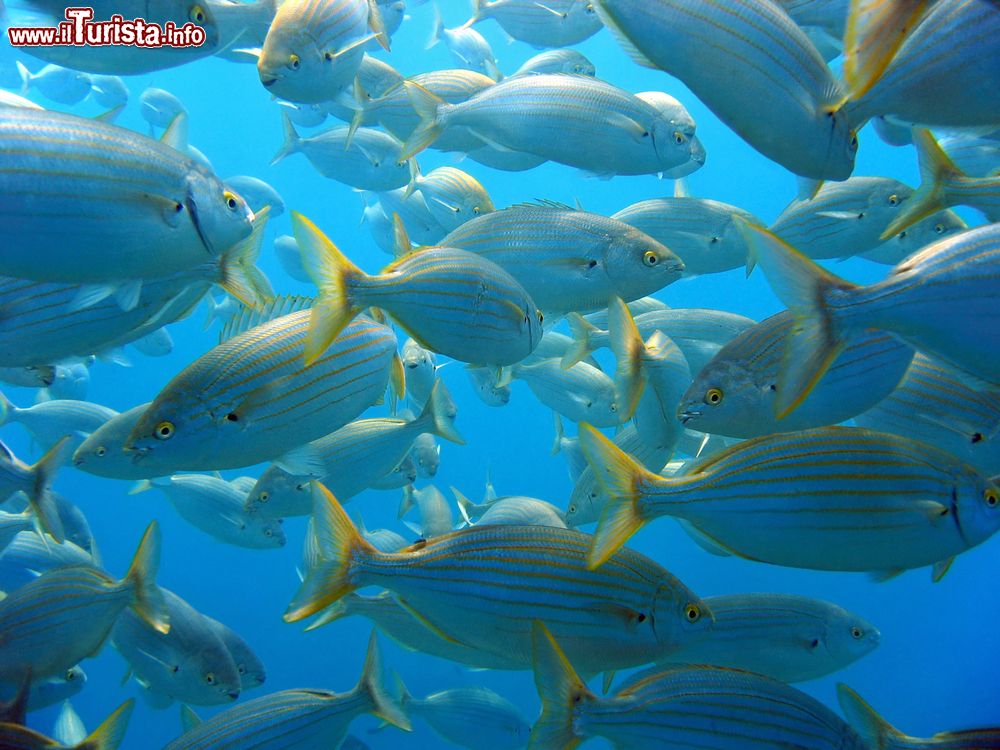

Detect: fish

[465,366,512,407]
[400,338,439,409]
[0,437,72,542]
[294,213,543,366]
[511,49,596,77]
[0,108,257,295]
[454,489,568,529]
[325,54,404,125]
[0,698,134,750]
[398,684,529,750]
[509,357,621,427]
[409,166,494,233]
[113,587,241,706]
[41,361,92,402]
[530,621,870,750]
[139,88,188,131]
[859,208,968,266]
[0,392,118,452]
[429,6,501,80]
[257,0,388,103]
[678,310,914,438]
[223,175,285,218]
[161,632,409,749]
[0,532,95,593]
[375,186,451,248]
[439,202,683,317]
[855,353,1000,477]
[131,328,175,359]
[130,475,285,549]
[203,615,266,690]
[398,483,455,538]
[368,454,418,490]
[846,0,1000,129]
[272,116,416,192]
[14,62,91,105]
[632,90,707,178]
[274,235,314,284]
[465,0,603,49]
[579,423,1000,577]
[612,196,760,275]
[551,414,589,482]
[212,0,279,62]
[402,75,704,178]
[880,129,1000,238]
[837,684,1000,749]
[937,132,1000,178]
[124,299,398,472]
[52,700,87,746]
[72,404,153,480]
[0,510,35,555]
[410,431,441,478]
[286,484,712,676]
[0,667,87,714]
[658,593,880,683]
[0,366,56,389]
[745,221,1000,417]
[593,0,858,180]
[0,522,167,682]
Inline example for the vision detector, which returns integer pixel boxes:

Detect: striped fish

[0,108,254,287]
[0,532,94,593]
[838,684,1000,749]
[0,393,117,453]
[855,353,1000,477]
[72,404,152,481]
[511,50,597,78]
[429,7,501,81]
[531,622,869,750]
[401,74,703,178]
[859,209,967,266]
[678,310,914,438]
[286,485,712,676]
[454,490,568,529]
[401,685,529,750]
[439,203,683,317]
[938,133,1000,178]
[294,214,542,367]
[633,91,707,179]
[163,633,408,750]
[0,510,33,555]
[612,196,760,275]
[271,117,415,193]
[465,0,603,49]
[846,0,1000,128]
[745,222,1000,417]
[594,0,858,180]
[770,177,918,260]
[410,167,494,233]
[124,302,398,473]
[880,130,1000,239]
[0,522,167,683]
[0,699,133,750]
[510,358,621,427]
[579,423,1000,575]
[257,0,387,103]
[658,593,879,683]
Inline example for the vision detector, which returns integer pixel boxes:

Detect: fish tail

[0,390,10,427]
[14,60,30,95]
[551,413,564,455]
[397,484,416,519]
[462,0,483,28]
[27,435,73,544]
[561,313,598,369]
[739,221,855,420]
[389,352,406,410]
[179,704,201,733]
[366,0,390,51]
[836,684,901,749]
[426,2,443,49]
[284,483,376,622]
[880,129,960,239]
[218,205,273,306]
[347,76,368,148]
[291,212,366,366]
[302,598,350,632]
[127,479,153,496]
[844,0,931,101]
[421,379,465,444]
[452,486,475,526]
[271,112,301,165]
[400,82,445,159]
[608,297,647,421]
[353,631,411,731]
[125,521,169,635]
[577,423,655,569]
[77,699,135,750]
[530,621,591,750]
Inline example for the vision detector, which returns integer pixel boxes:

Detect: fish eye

[238,666,246,675]
[934,223,946,234]
[684,603,701,622]
[568,504,576,514]
[65,670,76,680]
[610,403,618,412]
[189,4,206,23]
[985,488,999,507]
[155,421,175,440]
[643,251,659,266]
[673,131,685,145]
[851,626,864,639]
[296,482,310,491]
[705,388,723,405]
[473,206,481,214]
[96,446,106,457]
[850,132,859,149]
[396,160,406,168]
[585,3,595,13]
[259,491,269,503]
[264,528,273,537]
[324,51,334,62]
[205,673,215,685]
[573,65,582,73]
[288,54,300,71]
[537,311,544,324]
[888,194,899,206]
[223,191,240,211]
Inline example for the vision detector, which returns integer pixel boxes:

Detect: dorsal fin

[219,295,314,342]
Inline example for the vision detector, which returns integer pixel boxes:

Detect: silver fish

[466,0,602,49]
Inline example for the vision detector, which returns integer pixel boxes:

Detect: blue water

[3,2,998,747]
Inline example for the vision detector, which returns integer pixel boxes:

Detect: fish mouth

[260,77,278,88]
[678,410,699,424]
[226,690,240,700]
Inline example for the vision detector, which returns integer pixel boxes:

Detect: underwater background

[2,2,998,747]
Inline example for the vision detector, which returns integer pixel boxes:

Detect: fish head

[174,645,242,705]
[818,106,859,182]
[874,209,967,265]
[249,516,286,548]
[564,472,603,527]
[678,360,761,437]
[245,466,309,518]
[652,580,713,649]
[124,395,216,469]
[184,174,255,258]
[466,366,511,407]
[258,22,346,103]
[413,435,441,478]
[230,646,266,689]
[821,609,881,667]
[608,228,685,289]
[956,472,1000,547]
[402,338,434,369]
[29,666,87,707]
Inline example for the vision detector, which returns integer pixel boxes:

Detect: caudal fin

[400,82,445,159]
[353,631,411,731]
[417,378,465,445]
[844,0,931,100]
[124,522,169,635]
[739,221,855,420]
[561,313,599,369]
[271,112,301,165]
[76,699,135,750]
[608,297,647,421]
[218,205,273,306]
[880,129,961,239]
[284,483,376,622]
[836,684,902,750]
[28,435,73,543]
[578,423,656,569]
[291,212,366,366]
[530,621,591,750]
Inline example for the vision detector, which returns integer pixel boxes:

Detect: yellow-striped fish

[409,167,494,233]
[286,484,712,677]
[579,423,1000,576]
[125,298,398,473]
[294,214,543,367]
